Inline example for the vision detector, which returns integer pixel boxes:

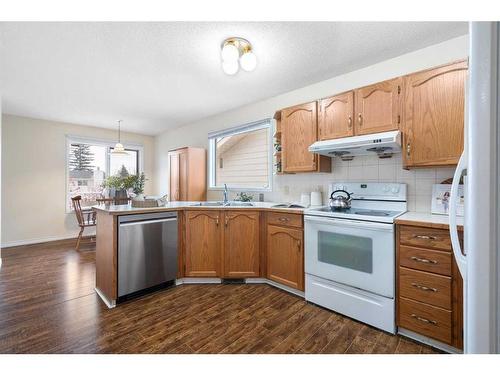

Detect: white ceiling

[0,22,468,135]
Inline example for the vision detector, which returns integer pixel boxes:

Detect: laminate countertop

[395,211,464,231]
[93,201,310,216]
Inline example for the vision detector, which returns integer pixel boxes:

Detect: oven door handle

[304,215,394,231]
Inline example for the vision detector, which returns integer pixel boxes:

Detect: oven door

[305,215,395,298]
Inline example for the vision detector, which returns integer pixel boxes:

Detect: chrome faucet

[223,184,229,206]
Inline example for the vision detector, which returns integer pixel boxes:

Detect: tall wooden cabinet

[168,147,206,201]
[403,60,467,168]
[281,102,331,173]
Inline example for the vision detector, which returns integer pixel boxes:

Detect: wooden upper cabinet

[267,224,304,291]
[168,147,207,201]
[354,77,402,135]
[281,102,318,172]
[403,60,467,168]
[281,102,331,173]
[318,91,354,140]
[222,211,260,278]
[185,211,221,277]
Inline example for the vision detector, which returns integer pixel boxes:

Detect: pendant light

[111,120,128,155]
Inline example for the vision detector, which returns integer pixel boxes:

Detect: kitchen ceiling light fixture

[220,37,257,75]
[111,120,128,155]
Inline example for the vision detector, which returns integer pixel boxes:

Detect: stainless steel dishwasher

[118,212,178,299]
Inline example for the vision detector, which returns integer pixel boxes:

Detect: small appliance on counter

[310,191,323,206]
[304,182,407,333]
[300,192,311,207]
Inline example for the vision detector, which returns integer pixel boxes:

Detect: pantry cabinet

[168,147,207,201]
[223,211,260,278]
[354,77,402,136]
[318,91,354,140]
[281,102,331,173]
[403,60,467,168]
[266,212,304,291]
[184,211,221,277]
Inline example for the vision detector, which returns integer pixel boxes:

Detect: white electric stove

[304,182,407,333]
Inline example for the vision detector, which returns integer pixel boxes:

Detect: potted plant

[130,173,147,201]
[102,175,127,200]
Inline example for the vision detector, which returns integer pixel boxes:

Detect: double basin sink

[189,201,254,207]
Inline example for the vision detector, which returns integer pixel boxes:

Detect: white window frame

[65,135,144,213]
[208,118,273,192]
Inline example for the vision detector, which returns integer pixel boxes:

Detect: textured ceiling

[0,22,468,135]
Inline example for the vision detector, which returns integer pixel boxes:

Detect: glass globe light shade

[240,51,257,72]
[221,43,239,62]
[222,60,239,75]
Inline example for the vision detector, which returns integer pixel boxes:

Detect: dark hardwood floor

[0,240,441,354]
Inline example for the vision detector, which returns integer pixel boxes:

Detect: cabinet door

[178,150,188,201]
[185,211,221,277]
[223,211,260,278]
[169,152,180,201]
[403,61,467,168]
[282,102,318,172]
[354,77,402,135]
[267,224,304,291]
[319,91,354,140]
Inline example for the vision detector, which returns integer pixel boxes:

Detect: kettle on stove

[329,189,353,211]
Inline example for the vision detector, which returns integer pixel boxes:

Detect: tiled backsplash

[208,154,456,213]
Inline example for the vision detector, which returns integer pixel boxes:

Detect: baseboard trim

[246,278,305,297]
[397,328,462,354]
[176,278,222,285]
[95,287,116,309]
[1,235,94,249]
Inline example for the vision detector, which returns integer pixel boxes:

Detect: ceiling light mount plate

[221,37,252,54]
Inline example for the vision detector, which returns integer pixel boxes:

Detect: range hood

[309,130,402,160]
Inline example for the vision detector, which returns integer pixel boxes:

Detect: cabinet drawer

[399,297,452,344]
[399,245,452,276]
[267,212,303,228]
[399,225,451,251]
[399,267,451,309]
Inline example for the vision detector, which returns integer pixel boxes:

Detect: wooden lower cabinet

[396,223,463,350]
[184,211,221,277]
[223,211,260,278]
[266,224,304,291]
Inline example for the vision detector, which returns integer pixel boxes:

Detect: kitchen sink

[189,201,254,207]
[190,201,224,207]
[226,202,254,206]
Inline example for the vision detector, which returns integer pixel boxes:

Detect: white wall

[1,115,156,247]
[0,96,2,261]
[155,35,468,207]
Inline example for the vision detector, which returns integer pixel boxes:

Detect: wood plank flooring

[0,240,441,354]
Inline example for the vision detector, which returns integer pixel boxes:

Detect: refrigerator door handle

[449,152,467,277]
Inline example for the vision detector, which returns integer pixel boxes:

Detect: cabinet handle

[216,216,219,226]
[411,282,438,292]
[225,216,228,227]
[278,217,290,222]
[348,116,352,128]
[411,314,437,325]
[414,235,437,240]
[297,240,301,251]
[406,143,411,157]
[410,256,437,264]
[358,113,362,126]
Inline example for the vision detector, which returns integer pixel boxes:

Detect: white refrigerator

[449,21,500,354]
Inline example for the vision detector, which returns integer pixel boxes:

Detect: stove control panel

[330,182,407,201]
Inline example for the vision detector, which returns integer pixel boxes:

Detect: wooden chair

[71,195,96,251]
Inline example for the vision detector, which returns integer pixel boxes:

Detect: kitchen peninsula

[94,201,306,308]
